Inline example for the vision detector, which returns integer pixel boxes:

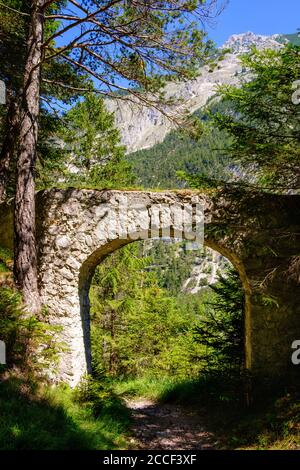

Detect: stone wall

[36,189,206,385]
[1,188,300,386]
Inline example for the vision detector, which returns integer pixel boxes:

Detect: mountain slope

[108,31,293,155]
[107,53,243,153]
[125,31,298,189]
[127,104,231,189]
[279,32,300,46]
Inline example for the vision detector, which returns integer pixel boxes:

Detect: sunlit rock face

[182,249,228,294]
[222,32,283,54]
[106,33,282,154]
[106,54,243,153]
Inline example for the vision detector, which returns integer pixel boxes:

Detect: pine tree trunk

[14,0,45,313]
[0,94,20,203]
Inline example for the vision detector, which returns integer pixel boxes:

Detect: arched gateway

[1,188,300,387]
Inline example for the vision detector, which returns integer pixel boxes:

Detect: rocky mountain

[222,31,283,54]
[182,249,228,294]
[106,53,243,153]
[107,32,285,154]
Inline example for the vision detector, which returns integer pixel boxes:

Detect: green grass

[113,372,245,405]
[0,377,131,450]
[1,373,299,450]
[0,262,8,272]
[0,247,13,266]
[113,376,180,401]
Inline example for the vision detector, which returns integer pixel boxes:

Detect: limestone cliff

[107,32,283,153]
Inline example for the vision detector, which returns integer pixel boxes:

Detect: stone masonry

[0,188,299,387]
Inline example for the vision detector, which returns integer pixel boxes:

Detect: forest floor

[126,398,217,450]
[119,376,300,451]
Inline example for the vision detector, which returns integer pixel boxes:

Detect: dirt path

[126,398,217,450]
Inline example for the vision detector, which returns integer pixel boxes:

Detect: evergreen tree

[212,45,300,191]
[194,267,245,373]
[90,243,204,379]
[128,105,231,189]
[0,1,87,200]
[38,94,135,188]
[0,0,221,312]
[147,240,204,295]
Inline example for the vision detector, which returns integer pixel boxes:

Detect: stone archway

[0,188,299,386]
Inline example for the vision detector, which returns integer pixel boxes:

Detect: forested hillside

[128,105,231,189]
[0,0,299,452]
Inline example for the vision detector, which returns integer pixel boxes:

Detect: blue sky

[52,0,299,107]
[207,0,300,45]
[57,1,300,54]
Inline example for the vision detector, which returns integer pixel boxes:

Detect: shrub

[0,286,63,376]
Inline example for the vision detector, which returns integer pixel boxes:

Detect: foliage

[113,375,180,401]
[0,1,89,199]
[90,242,204,379]
[74,374,131,427]
[279,32,300,46]
[0,287,63,375]
[118,373,300,450]
[39,94,135,189]
[0,0,221,200]
[0,246,14,273]
[0,0,29,92]
[0,249,130,450]
[0,377,130,449]
[40,1,218,99]
[212,45,300,190]
[143,240,201,295]
[193,266,245,372]
[128,106,231,189]
[0,250,63,377]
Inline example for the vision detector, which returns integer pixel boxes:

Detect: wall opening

[80,237,246,388]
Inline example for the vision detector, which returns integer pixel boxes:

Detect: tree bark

[0,93,20,203]
[14,0,45,313]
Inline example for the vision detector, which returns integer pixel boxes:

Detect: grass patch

[0,376,131,450]
[113,376,180,401]
[113,373,244,405]
[0,247,13,271]
[225,394,300,450]
[0,262,9,272]
[1,373,299,450]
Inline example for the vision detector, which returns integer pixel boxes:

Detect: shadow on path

[126,398,217,450]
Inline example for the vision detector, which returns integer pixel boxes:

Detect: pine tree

[90,242,204,378]
[213,45,300,190]
[50,94,135,189]
[194,267,245,373]
[0,0,220,312]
